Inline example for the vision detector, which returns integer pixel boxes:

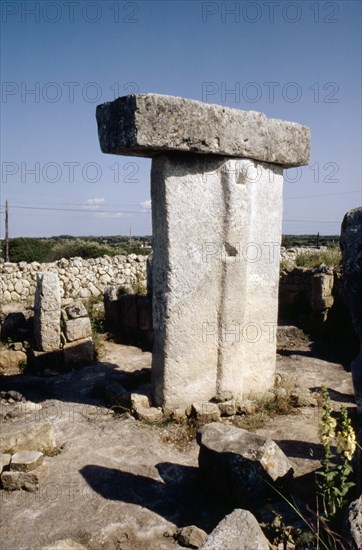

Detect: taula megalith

[96,94,310,409]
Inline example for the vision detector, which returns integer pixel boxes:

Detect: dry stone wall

[0,254,148,305]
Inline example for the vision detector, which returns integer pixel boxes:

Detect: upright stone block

[96,94,310,409]
[341,207,362,413]
[151,156,283,407]
[34,272,61,352]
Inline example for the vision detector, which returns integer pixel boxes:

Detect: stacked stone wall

[0,254,148,305]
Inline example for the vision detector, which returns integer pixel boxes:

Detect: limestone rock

[217,400,237,416]
[236,399,257,415]
[96,94,310,167]
[0,350,27,375]
[191,403,221,424]
[151,155,282,409]
[1,461,49,491]
[34,272,61,351]
[44,540,87,550]
[342,496,362,550]
[65,301,88,319]
[63,337,94,366]
[0,422,56,454]
[340,207,362,413]
[200,509,269,550]
[197,423,293,507]
[136,407,163,423]
[175,525,208,548]
[130,392,150,412]
[171,407,187,422]
[64,317,92,341]
[10,450,44,472]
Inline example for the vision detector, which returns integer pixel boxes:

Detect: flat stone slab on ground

[96,94,310,167]
[10,450,44,472]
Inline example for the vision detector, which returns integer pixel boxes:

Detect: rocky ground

[0,329,358,550]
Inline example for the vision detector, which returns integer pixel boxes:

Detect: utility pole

[5,200,9,262]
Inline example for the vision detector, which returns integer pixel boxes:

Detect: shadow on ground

[80,462,233,531]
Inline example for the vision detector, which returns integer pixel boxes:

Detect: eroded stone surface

[64,317,92,342]
[342,496,362,550]
[96,94,310,167]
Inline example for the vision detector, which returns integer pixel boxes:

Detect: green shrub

[5,238,54,263]
[49,240,117,261]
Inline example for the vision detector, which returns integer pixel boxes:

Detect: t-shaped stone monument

[96,94,310,409]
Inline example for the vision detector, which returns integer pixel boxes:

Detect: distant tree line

[281,234,339,248]
[1,234,339,263]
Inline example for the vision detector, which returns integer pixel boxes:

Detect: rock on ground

[200,509,270,550]
[175,525,208,548]
[342,495,362,550]
[0,422,56,454]
[197,423,293,507]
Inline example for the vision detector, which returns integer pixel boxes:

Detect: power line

[5,205,151,214]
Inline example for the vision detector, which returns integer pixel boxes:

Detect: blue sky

[1,0,361,237]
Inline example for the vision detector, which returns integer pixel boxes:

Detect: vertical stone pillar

[96,94,310,409]
[151,155,283,407]
[34,272,61,352]
[341,207,362,414]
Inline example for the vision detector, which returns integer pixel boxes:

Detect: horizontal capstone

[96,93,310,167]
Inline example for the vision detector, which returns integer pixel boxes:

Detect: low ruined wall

[0,254,148,305]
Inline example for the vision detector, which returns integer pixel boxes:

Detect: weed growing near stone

[317,387,356,524]
[295,245,341,269]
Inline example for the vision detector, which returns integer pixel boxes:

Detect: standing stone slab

[151,155,283,407]
[96,94,310,409]
[340,207,362,413]
[34,272,61,352]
